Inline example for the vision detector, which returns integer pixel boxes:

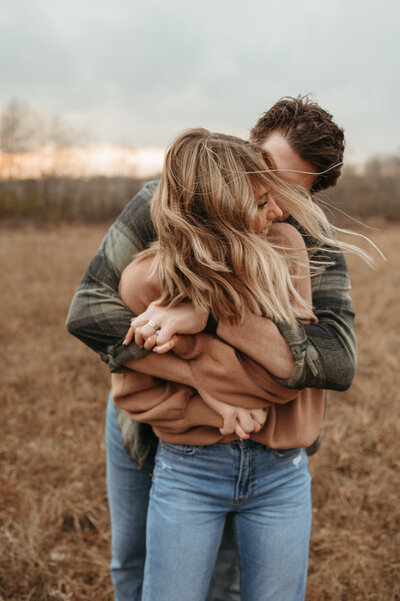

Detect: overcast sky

[1,0,399,162]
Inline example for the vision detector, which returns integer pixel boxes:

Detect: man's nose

[268,198,284,221]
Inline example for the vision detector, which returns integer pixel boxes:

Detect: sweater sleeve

[120,333,279,408]
[65,181,159,372]
[185,336,298,408]
[112,337,225,429]
[112,369,222,430]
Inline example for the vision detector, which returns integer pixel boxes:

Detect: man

[67,95,356,601]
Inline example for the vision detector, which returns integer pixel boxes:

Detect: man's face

[261,132,317,192]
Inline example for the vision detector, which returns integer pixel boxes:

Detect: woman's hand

[224,406,267,439]
[201,392,267,439]
[123,301,208,353]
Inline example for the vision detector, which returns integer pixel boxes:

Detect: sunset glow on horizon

[0,144,165,180]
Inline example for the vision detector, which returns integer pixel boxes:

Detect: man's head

[249,95,345,193]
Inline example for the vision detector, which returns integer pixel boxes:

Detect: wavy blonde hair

[138,128,376,326]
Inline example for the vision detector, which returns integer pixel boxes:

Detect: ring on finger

[147,319,160,332]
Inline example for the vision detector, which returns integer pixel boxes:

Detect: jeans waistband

[218,439,267,449]
[217,439,298,453]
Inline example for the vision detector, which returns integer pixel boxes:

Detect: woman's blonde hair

[138,128,376,326]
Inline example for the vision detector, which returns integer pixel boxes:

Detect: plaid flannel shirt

[66,181,357,466]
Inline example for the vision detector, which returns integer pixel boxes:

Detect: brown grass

[0,222,399,600]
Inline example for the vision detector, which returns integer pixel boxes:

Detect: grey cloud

[0,0,399,158]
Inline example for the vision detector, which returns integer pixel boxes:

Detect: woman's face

[252,183,283,235]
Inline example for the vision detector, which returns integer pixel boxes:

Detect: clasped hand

[123,301,208,353]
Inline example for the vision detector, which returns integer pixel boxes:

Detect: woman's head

[150,128,310,325]
[152,128,282,239]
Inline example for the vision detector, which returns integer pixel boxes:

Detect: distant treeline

[318,158,400,224]
[0,176,153,223]
[1,160,400,225]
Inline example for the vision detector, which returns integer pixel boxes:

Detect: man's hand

[200,390,268,439]
[123,301,208,353]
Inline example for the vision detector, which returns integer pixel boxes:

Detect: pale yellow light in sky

[0,144,165,180]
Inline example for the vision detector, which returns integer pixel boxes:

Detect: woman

[111,128,368,601]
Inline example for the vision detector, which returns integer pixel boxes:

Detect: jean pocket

[159,440,201,457]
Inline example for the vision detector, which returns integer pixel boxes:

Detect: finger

[141,323,159,339]
[144,334,158,350]
[154,324,178,346]
[123,325,135,346]
[234,423,249,440]
[130,314,151,330]
[219,424,236,436]
[134,327,146,348]
[135,322,158,348]
[251,409,267,427]
[236,411,255,434]
[219,411,236,436]
[153,336,178,354]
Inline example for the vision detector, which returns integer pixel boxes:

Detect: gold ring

[147,320,160,331]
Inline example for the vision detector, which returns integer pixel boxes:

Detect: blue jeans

[142,440,312,601]
[105,395,240,601]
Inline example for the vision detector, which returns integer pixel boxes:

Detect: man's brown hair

[249,95,345,193]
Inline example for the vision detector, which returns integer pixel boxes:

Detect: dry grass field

[0,221,399,600]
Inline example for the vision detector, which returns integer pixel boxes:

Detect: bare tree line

[0,99,90,153]
[319,159,400,224]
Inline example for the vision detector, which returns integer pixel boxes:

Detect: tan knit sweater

[112,223,325,448]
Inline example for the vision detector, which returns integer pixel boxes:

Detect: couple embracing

[67,96,361,601]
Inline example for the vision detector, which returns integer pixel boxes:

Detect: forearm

[123,346,195,388]
[124,333,279,410]
[217,317,295,379]
[113,368,223,432]
[118,346,268,437]
[186,335,296,408]
[66,272,146,370]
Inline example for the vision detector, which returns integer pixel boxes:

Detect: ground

[0,221,399,601]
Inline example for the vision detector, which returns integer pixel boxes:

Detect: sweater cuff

[184,396,223,429]
[173,333,212,359]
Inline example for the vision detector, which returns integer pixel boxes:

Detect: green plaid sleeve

[272,226,357,390]
[66,181,159,372]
